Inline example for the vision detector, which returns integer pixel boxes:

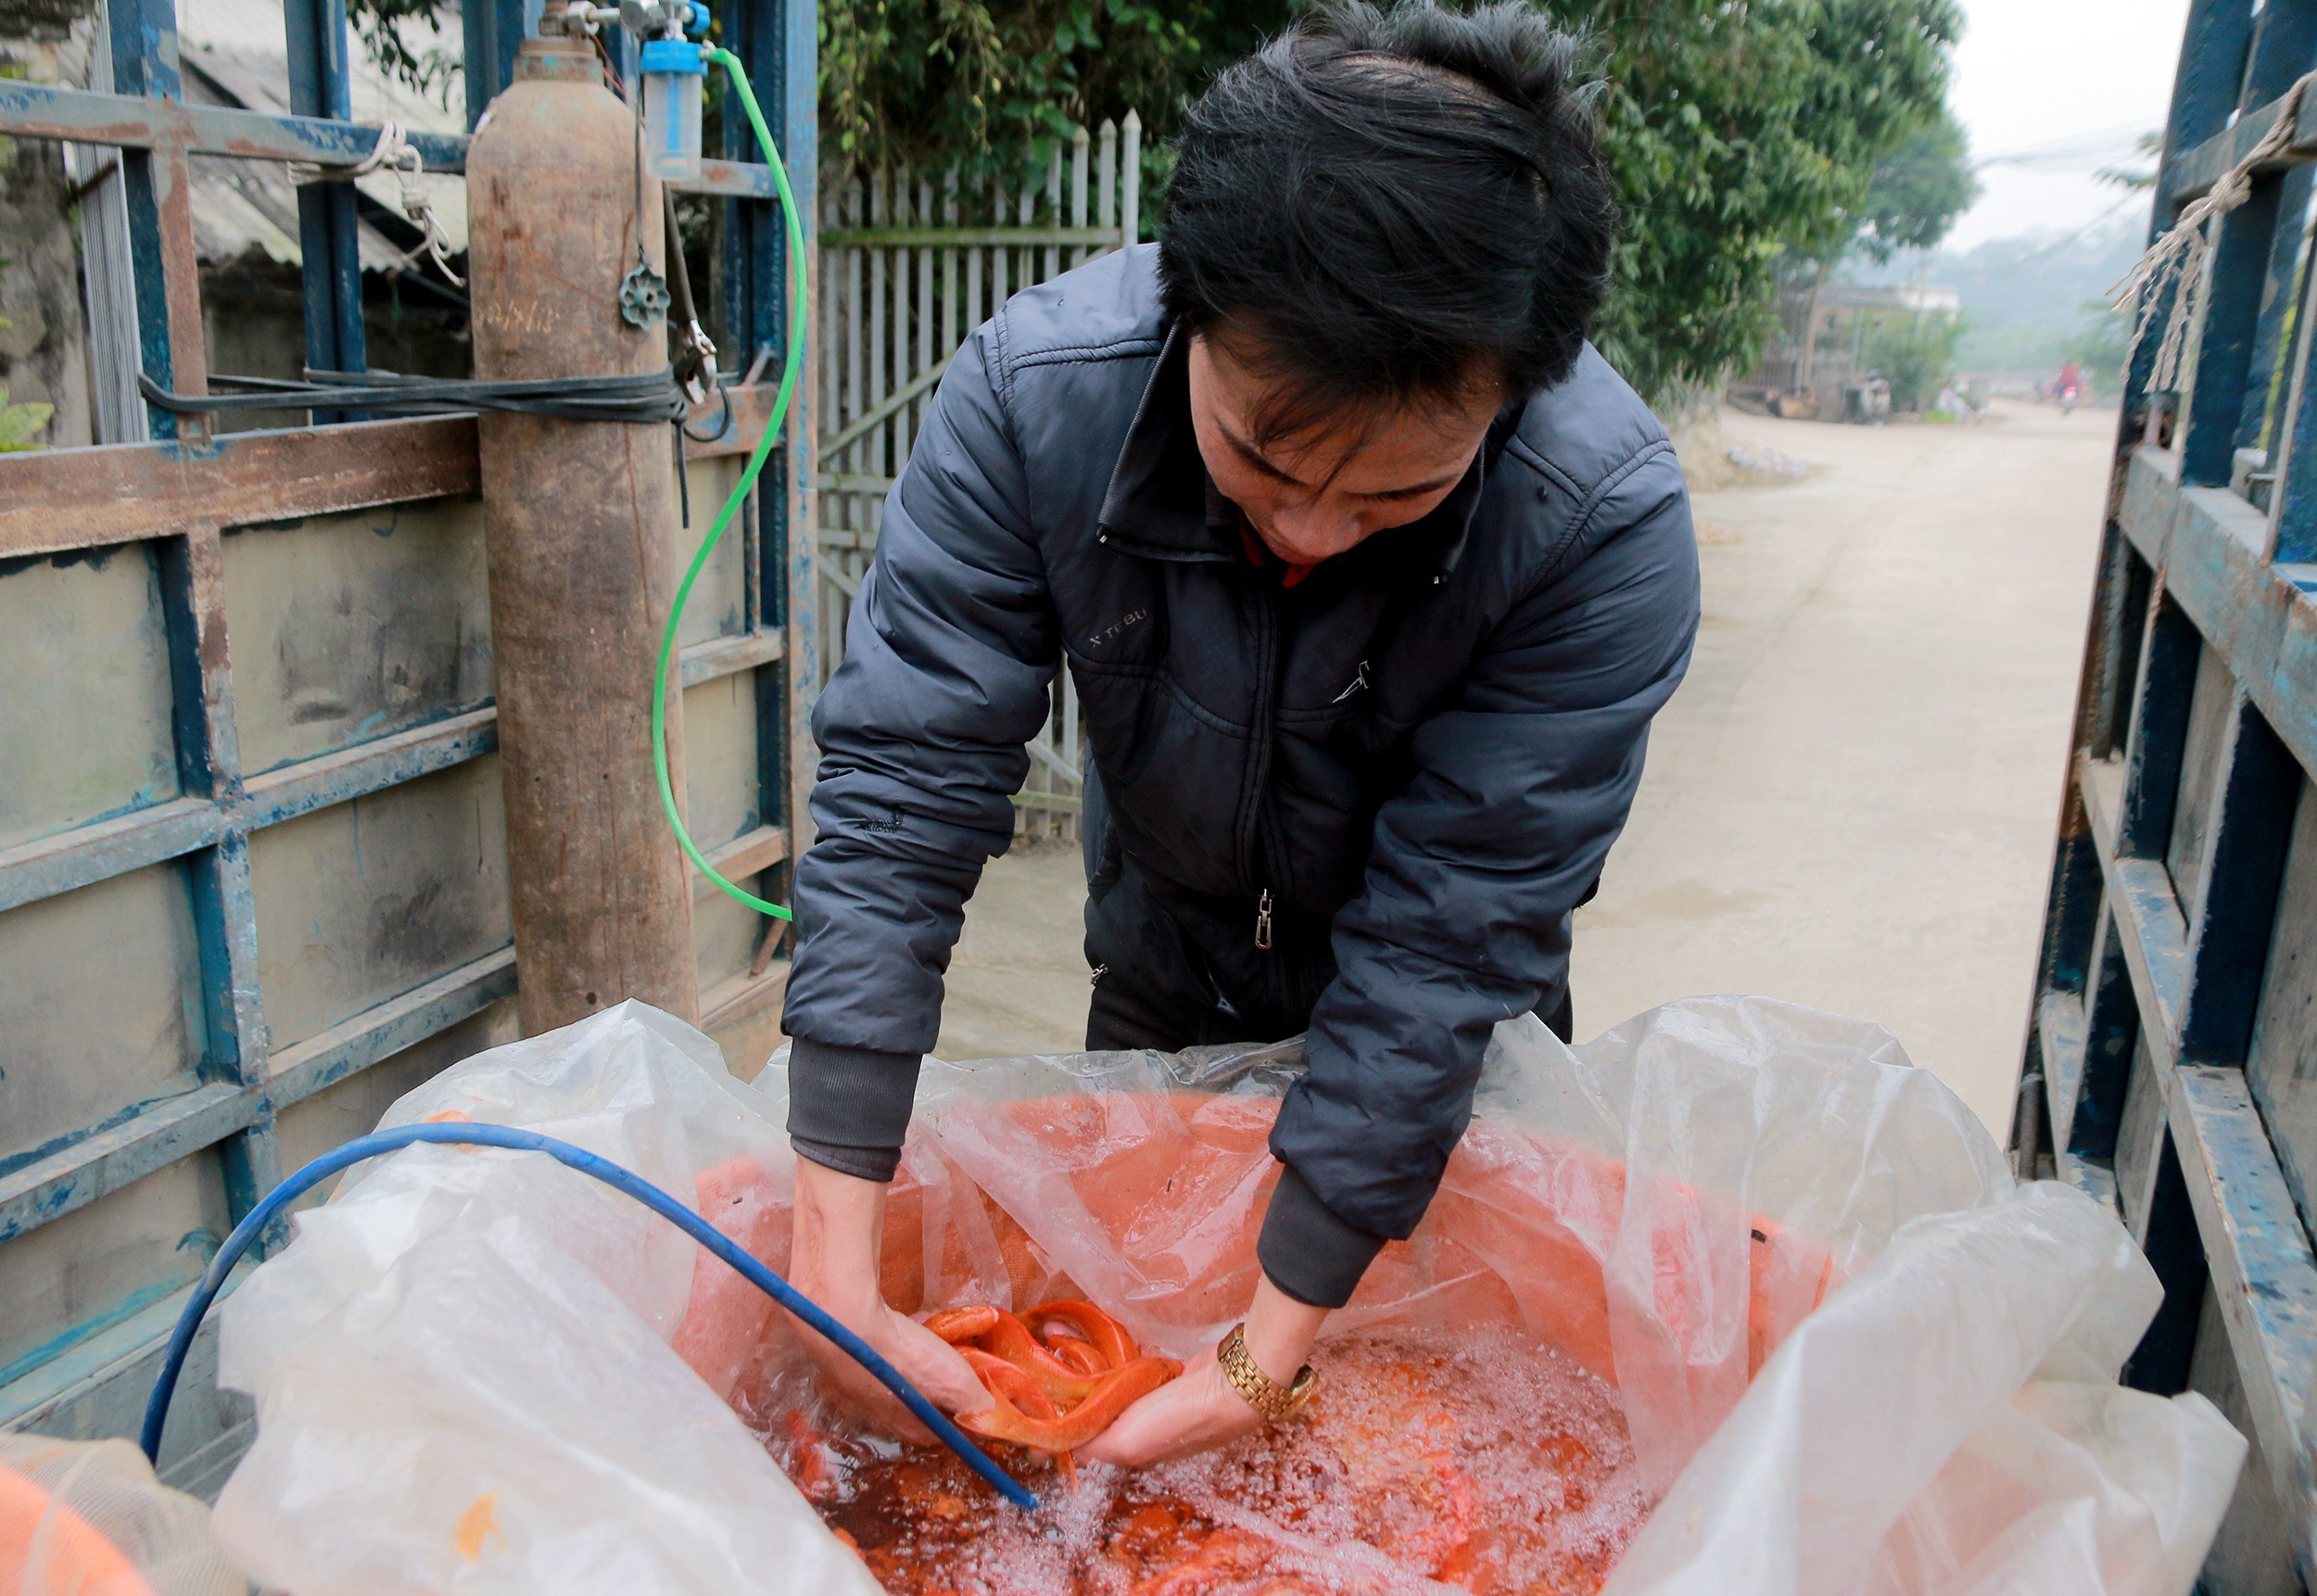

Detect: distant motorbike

[2057,380,2082,414]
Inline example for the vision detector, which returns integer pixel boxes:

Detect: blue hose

[138,1121,1039,1511]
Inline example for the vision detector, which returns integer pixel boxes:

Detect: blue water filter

[640,37,706,182]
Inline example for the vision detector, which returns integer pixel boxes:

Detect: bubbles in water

[753,1324,1651,1596]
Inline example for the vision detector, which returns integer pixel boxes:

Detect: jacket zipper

[1243,578,1285,950]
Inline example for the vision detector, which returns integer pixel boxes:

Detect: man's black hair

[1158,1,1616,442]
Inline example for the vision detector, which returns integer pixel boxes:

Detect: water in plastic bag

[208,996,2245,1595]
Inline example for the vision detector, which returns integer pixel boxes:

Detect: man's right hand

[785,1156,986,1441]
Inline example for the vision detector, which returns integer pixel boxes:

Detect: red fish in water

[919,1298,1182,1476]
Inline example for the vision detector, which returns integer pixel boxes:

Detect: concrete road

[935,399,2112,1135]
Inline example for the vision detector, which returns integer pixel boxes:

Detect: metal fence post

[285,0,366,406]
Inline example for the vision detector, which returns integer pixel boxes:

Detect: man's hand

[1080,1274,1327,1466]
[786,1157,985,1441]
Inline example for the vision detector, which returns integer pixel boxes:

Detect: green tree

[1568,0,1963,400]
[1866,312,1958,410]
[817,0,1291,184]
[346,0,1962,404]
[1855,109,1978,261]
[811,0,1961,399]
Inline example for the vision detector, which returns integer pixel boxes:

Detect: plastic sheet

[209,996,2244,1596]
[0,1434,242,1596]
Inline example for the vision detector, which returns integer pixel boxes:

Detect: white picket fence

[815,114,1143,839]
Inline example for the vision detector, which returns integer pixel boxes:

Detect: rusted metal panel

[680,671,764,849]
[695,891,766,1006]
[0,1087,252,1248]
[678,629,786,688]
[0,546,180,853]
[239,708,499,830]
[246,754,512,1053]
[167,527,240,802]
[268,950,518,1108]
[220,497,493,775]
[2248,779,2317,1227]
[675,453,752,648]
[2184,1287,2302,1589]
[0,417,481,561]
[0,801,224,916]
[0,863,207,1169]
[272,1002,519,1205]
[695,824,790,899]
[0,715,502,918]
[2116,461,2317,822]
[2172,1067,2317,1542]
[0,1263,256,1497]
[680,158,783,202]
[2170,646,2241,900]
[0,1155,232,1387]
[150,144,209,439]
[703,959,791,1081]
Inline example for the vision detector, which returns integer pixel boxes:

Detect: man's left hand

[1079,1350,1264,1465]
[1080,1273,1327,1466]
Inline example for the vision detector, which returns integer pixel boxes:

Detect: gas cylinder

[465,26,701,1031]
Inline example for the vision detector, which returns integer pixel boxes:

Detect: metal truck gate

[2017,0,2317,1587]
[0,0,816,1488]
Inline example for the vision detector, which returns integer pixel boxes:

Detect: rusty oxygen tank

[465,11,701,1032]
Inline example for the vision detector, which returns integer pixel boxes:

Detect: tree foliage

[347,0,464,109]
[1868,313,1959,410]
[1855,108,1977,262]
[817,0,1291,184]
[342,0,1964,402]
[1565,0,1962,399]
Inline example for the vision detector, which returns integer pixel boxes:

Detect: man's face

[1187,332,1500,565]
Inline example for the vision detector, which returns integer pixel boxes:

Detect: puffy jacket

[782,245,1700,1303]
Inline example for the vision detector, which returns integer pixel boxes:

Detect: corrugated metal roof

[175,0,469,271]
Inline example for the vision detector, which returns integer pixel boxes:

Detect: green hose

[653,47,804,921]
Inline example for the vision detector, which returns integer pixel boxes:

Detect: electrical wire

[138,368,691,423]
[137,1121,1040,1512]
[652,47,805,921]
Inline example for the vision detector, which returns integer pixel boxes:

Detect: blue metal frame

[2017,0,2317,1580]
[105,0,183,439]
[285,0,366,412]
[0,0,815,1472]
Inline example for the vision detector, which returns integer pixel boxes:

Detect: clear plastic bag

[209,995,2244,1596]
[210,1004,871,1596]
[0,1434,244,1596]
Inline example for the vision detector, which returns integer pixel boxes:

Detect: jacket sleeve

[1260,442,1701,1306]
[780,322,1057,1176]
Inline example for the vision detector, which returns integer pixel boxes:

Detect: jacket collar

[1094,324,1508,581]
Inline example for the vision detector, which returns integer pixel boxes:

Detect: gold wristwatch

[1217,1323,1318,1421]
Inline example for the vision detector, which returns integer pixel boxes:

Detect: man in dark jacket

[779,0,1700,1463]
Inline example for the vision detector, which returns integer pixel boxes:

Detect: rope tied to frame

[2109,70,2317,394]
[296,120,465,286]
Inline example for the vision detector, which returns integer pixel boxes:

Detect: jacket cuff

[785,1035,920,1184]
[1257,1163,1387,1309]
[791,1136,904,1183]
